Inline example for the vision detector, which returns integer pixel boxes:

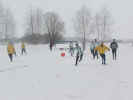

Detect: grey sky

[1,0,133,39]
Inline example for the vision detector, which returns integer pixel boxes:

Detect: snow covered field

[0,43,132,100]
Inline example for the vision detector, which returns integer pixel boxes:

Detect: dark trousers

[94,50,99,59]
[70,48,74,56]
[112,49,117,60]
[8,54,13,62]
[50,43,53,51]
[100,54,106,64]
[91,49,95,59]
[75,55,79,66]
[75,53,83,66]
[79,53,83,62]
[22,48,26,55]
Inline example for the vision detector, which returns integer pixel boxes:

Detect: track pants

[112,49,117,60]
[75,53,83,66]
[22,48,26,55]
[91,49,95,59]
[94,50,99,59]
[8,54,13,62]
[100,54,106,64]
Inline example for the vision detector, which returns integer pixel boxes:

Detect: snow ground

[0,43,132,100]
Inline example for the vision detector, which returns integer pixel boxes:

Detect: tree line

[0,2,15,41]
[0,2,114,50]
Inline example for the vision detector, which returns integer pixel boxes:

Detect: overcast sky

[1,0,133,39]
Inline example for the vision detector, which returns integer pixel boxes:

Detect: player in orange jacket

[95,42,110,64]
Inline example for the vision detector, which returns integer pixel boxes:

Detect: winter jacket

[94,42,99,47]
[90,42,99,50]
[7,44,14,54]
[75,46,83,56]
[90,43,95,50]
[110,42,118,49]
[95,45,110,54]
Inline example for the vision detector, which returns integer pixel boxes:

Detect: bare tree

[43,12,65,51]
[33,8,44,34]
[36,8,44,34]
[0,2,7,40]
[73,6,92,51]
[94,7,114,41]
[0,1,16,41]
[4,9,16,40]
[93,13,101,40]
[25,8,44,35]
